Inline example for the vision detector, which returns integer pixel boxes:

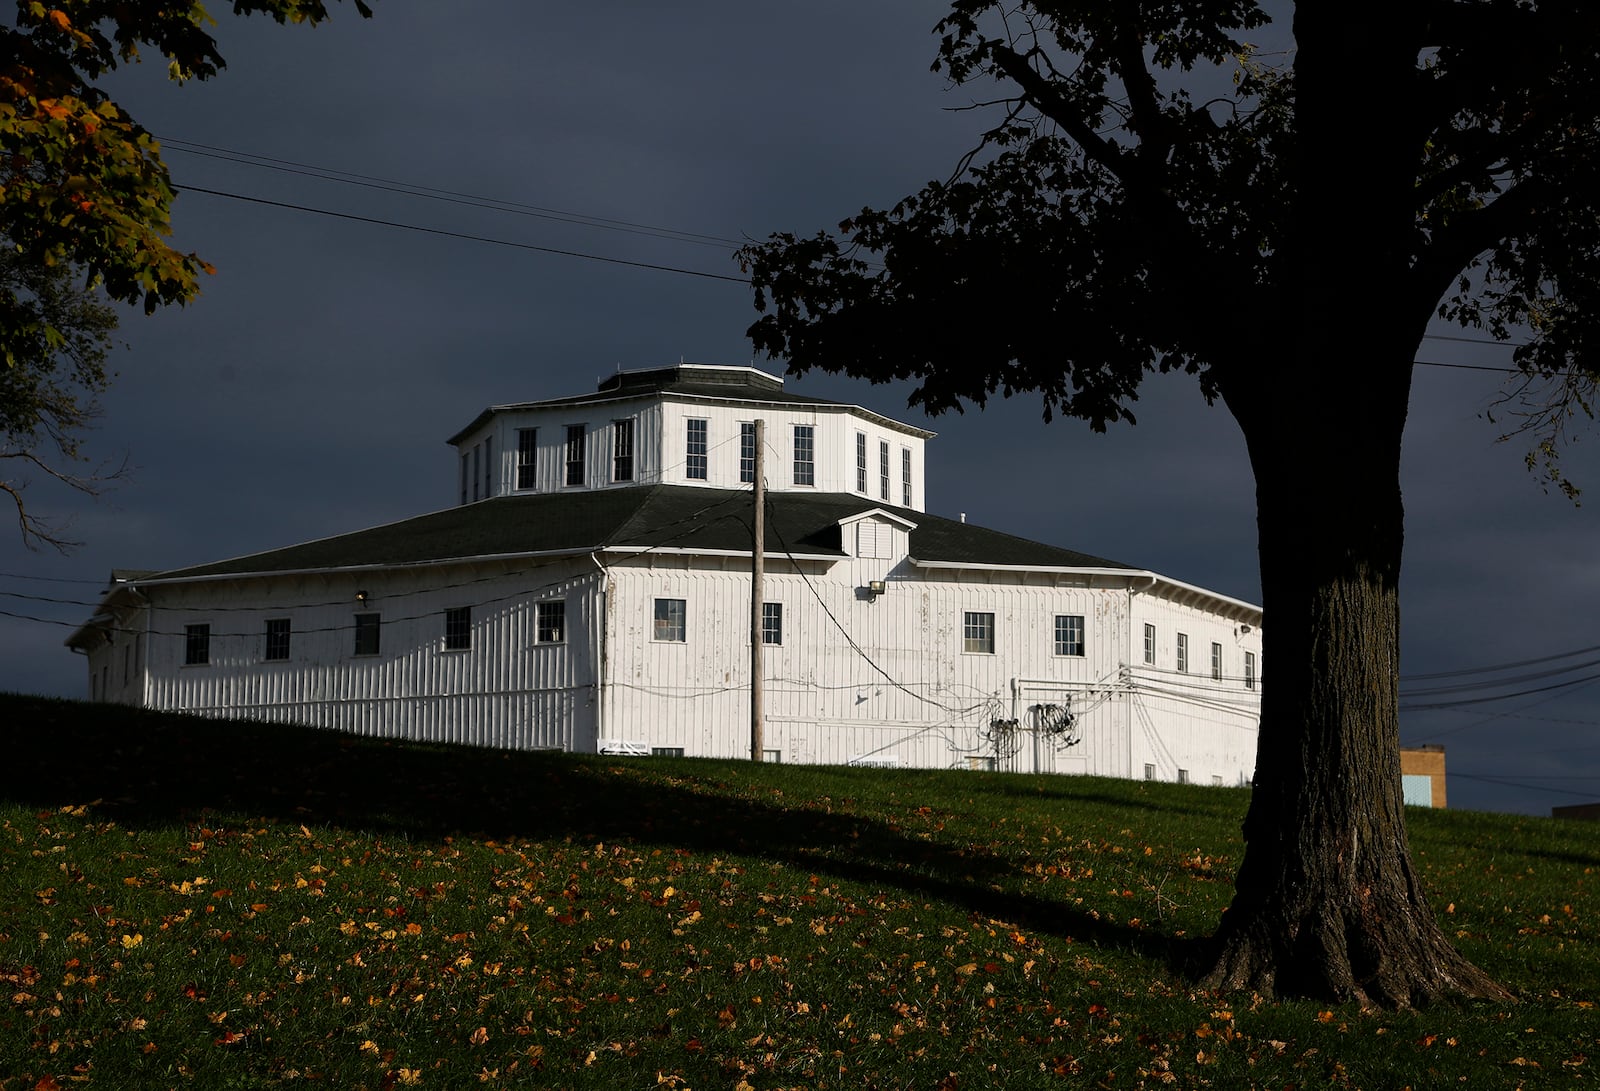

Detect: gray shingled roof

[147,486,1133,581]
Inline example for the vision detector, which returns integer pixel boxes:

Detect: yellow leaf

[120,933,143,949]
[469,1026,489,1046]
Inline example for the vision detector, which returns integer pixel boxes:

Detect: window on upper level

[516,429,537,490]
[1245,651,1257,690]
[537,600,565,644]
[1176,633,1189,673]
[686,418,708,480]
[653,598,687,642]
[482,435,493,498]
[879,440,890,501]
[1054,615,1085,657]
[740,422,756,483]
[793,425,815,486]
[963,611,995,654]
[444,606,472,651]
[1211,641,1223,681]
[901,447,912,507]
[265,618,291,662]
[762,602,783,645]
[855,432,867,493]
[564,425,585,486]
[184,623,210,666]
[459,451,469,505]
[1143,623,1156,665]
[613,419,634,482]
[354,613,382,657]
[471,443,481,501]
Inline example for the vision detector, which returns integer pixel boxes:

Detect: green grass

[2,694,1597,1090]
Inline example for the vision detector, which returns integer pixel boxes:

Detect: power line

[1448,772,1600,800]
[161,137,746,250]
[174,184,751,285]
[1400,642,1600,682]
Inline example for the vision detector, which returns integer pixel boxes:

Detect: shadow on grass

[8,695,1201,973]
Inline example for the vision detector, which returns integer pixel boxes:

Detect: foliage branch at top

[0,0,372,545]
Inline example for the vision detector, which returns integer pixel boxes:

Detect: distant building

[67,364,1263,781]
[1552,803,1600,822]
[1400,745,1448,808]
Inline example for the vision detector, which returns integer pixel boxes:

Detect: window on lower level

[1177,768,1190,785]
[652,746,685,758]
[184,623,210,666]
[1176,632,1189,673]
[963,611,995,654]
[879,439,890,501]
[654,598,687,642]
[1143,763,1156,781]
[686,418,708,480]
[444,606,472,651]
[763,749,782,763]
[265,618,291,661]
[354,612,381,657]
[537,600,565,644]
[762,602,783,645]
[1211,641,1223,680]
[1054,614,1085,657]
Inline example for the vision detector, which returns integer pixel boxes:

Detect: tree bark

[1200,407,1511,1006]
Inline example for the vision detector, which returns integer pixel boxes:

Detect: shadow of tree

[9,695,1203,973]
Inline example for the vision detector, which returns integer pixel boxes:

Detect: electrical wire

[1400,643,1600,683]
[174,184,751,285]
[162,137,746,250]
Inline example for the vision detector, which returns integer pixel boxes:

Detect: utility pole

[750,419,765,762]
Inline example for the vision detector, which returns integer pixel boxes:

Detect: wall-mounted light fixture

[867,579,887,601]
[1238,623,1252,634]
[356,590,370,607]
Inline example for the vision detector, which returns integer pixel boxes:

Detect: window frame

[613,418,634,482]
[792,425,815,486]
[855,432,868,493]
[685,418,708,480]
[962,610,996,655]
[516,428,538,490]
[536,600,566,645]
[739,422,756,483]
[879,439,890,501]
[184,623,211,667]
[1053,614,1086,657]
[354,612,382,657]
[1245,650,1257,690]
[459,451,469,505]
[444,606,472,652]
[901,447,912,507]
[265,618,291,662]
[1176,633,1189,673]
[653,597,687,643]
[482,434,493,498]
[1211,641,1223,681]
[564,424,586,487]
[762,601,783,646]
[1143,623,1156,665]
[471,443,481,501]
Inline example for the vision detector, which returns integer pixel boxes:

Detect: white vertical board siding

[138,561,604,750]
[1127,588,1261,785]
[600,554,1140,771]
[482,402,664,496]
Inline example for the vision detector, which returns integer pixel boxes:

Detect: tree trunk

[1199,411,1511,1006]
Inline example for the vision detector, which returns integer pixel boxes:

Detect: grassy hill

[2,693,1596,1089]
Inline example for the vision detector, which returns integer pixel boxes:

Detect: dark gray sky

[5,3,1598,816]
